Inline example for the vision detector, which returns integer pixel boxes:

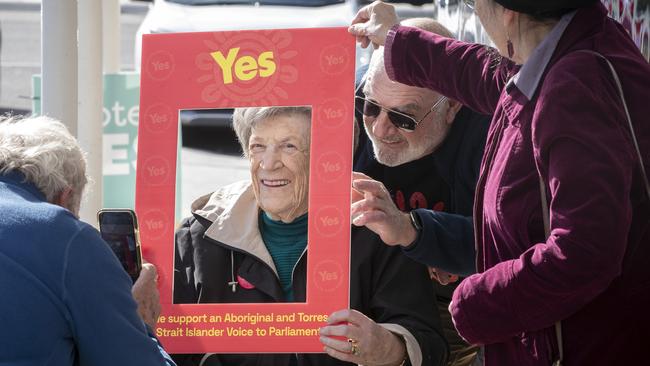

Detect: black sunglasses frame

[355,95,447,132]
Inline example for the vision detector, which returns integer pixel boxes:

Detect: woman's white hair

[0,116,88,210]
[232,106,312,157]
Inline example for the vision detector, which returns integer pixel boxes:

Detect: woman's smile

[260,179,291,187]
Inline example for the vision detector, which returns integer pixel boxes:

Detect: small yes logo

[210,47,276,84]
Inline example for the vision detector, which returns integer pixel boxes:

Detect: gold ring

[348,339,360,356]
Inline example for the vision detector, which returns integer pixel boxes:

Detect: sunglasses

[355,95,448,132]
[463,0,475,10]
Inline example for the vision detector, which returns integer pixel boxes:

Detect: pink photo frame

[136,28,355,353]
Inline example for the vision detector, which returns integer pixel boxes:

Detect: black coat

[172,211,448,366]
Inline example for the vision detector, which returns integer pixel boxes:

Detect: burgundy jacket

[386,2,650,365]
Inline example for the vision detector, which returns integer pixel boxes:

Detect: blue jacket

[0,172,175,366]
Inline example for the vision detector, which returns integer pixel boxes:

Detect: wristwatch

[409,210,423,232]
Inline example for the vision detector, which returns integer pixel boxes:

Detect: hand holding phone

[131,262,161,329]
[97,209,143,282]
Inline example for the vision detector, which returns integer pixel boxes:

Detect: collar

[0,170,46,201]
[430,106,477,185]
[507,10,577,101]
[192,180,278,277]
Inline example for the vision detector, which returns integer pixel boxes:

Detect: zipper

[290,246,308,298]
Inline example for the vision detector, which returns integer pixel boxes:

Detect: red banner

[136,27,355,353]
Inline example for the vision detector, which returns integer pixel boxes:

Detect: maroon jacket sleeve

[385,25,516,116]
[449,52,636,344]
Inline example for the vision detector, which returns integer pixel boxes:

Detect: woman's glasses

[463,0,475,10]
[355,95,447,132]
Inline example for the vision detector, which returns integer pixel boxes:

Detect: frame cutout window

[136,28,354,354]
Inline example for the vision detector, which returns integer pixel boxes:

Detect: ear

[54,187,73,209]
[444,99,463,125]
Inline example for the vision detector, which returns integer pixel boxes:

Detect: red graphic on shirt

[392,190,446,212]
[433,201,445,211]
[410,192,427,209]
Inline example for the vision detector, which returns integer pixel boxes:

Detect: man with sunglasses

[352,18,491,366]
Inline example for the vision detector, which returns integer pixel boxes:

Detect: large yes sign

[136,28,355,353]
[211,47,277,84]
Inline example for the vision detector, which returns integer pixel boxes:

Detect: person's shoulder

[543,49,616,94]
[14,198,89,245]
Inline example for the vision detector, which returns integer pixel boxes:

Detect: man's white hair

[367,17,454,84]
[0,116,88,209]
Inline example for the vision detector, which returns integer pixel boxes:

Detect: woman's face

[249,114,310,223]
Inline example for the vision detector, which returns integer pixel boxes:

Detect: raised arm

[64,226,175,366]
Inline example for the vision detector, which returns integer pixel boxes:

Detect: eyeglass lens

[355,97,417,131]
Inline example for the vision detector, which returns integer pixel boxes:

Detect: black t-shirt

[355,142,452,214]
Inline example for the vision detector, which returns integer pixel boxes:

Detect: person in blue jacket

[0,116,176,366]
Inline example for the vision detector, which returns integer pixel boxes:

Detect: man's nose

[371,111,399,138]
[259,147,283,170]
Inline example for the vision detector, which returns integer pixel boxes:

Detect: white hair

[232,106,311,157]
[0,116,88,209]
[366,17,454,92]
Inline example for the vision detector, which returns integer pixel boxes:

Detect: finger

[319,323,356,338]
[350,5,372,27]
[352,171,372,180]
[323,345,357,363]
[361,37,371,49]
[319,335,356,354]
[350,196,385,217]
[325,308,356,325]
[138,263,158,283]
[348,23,368,37]
[352,179,388,197]
[351,186,364,204]
[326,308,368,326]
[352,210,388,226]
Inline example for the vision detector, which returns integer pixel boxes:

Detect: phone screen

[98,210,141,282]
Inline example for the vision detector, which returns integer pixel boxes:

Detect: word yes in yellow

[210,47,276,84]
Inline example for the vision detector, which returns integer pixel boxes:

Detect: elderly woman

[172,106,447,366]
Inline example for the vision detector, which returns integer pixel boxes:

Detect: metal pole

[103,0,121,73]
[78,0,103,224]
[42,0,78,135]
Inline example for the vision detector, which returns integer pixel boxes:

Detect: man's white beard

[365,127,438,167]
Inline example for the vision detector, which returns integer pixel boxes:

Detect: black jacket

[172,182,448,366]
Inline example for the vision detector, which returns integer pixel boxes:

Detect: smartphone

[97,209,142,282]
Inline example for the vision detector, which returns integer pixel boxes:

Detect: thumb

[138,262,158,283]
[348,23,369,37]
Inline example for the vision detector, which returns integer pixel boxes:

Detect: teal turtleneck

[259,212,308,302]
